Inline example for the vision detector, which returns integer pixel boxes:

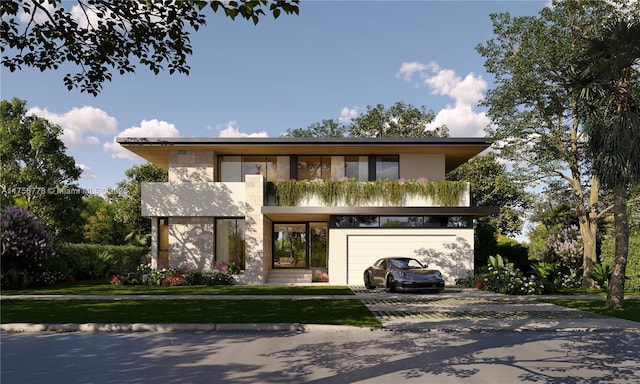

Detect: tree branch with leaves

[1,0,300,95]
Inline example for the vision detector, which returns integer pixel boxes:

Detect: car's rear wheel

[364,272,375,289]
[386,275,396,293]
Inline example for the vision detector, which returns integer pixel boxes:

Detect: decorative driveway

[350,287,639,332]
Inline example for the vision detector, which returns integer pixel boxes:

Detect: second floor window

[219,154,399,181]
[375,155,399,180]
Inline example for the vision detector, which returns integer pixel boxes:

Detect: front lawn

[545,299,640,322]
[0,299,382,328]
[0,281,355,296]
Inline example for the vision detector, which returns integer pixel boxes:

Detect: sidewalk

[1,288,638,333]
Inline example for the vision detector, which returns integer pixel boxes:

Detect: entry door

[273,223,308,268]
[309,222,328,268]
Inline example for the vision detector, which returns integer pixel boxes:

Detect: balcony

[265,179,470,207]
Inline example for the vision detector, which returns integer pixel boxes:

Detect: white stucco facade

[121,137,495,286]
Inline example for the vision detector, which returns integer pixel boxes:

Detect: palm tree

[575,19,640,308]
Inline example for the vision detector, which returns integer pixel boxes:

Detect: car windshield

[389,259,423,269]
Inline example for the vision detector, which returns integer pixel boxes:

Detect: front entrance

[273,222,327,269]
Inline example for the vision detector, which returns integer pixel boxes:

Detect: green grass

[0,299,382,328]
[1,281,355,296]
[545,299,640,322]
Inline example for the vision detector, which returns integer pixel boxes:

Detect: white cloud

[339,107,359,123]
[77,163,96,179]
[396,61,427,82]
[104,119,180,160]
[27,106,118,149]
[217,121,269,137]
[425,105,489,137]
[398,60,489,137]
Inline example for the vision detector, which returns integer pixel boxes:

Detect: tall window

[216,218,245,269]
[220,156,281,182]
[297,156,331,180]
[343,156,369,181]
[375,155,399,180]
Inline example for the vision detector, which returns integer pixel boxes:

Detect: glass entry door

[273,223,308,268]
[309,222,327,268]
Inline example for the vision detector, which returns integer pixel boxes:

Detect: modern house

[117,137,496,285]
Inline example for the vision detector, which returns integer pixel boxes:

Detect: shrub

[57,243,149,280]
[312,269,329,282]
[0,207,60,288]
[110,264,234,286]
[540,225,583,278]
[161,271,186,286]
[590,262,612,289]
[476,254,545,295]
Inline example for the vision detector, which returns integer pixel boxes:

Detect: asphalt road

[2,328,640,384]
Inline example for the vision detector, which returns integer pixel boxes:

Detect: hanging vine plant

[272,178,467,207]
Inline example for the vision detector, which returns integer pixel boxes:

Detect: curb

[0,322,376,334]
[3,322,638,334]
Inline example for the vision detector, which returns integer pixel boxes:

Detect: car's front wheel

[364,272,375,289]
[386,275,396,293]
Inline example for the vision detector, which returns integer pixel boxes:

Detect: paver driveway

[351,287,639,332]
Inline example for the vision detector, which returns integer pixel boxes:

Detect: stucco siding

[168,217,215,271]
[400,154,445,181]
[142,182,246,217]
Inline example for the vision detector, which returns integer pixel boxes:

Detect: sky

[1,0,550,194]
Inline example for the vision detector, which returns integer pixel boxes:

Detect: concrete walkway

[1,287,638,333]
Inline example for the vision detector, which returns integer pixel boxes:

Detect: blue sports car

[364,257,445,293]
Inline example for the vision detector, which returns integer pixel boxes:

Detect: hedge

[56,243,150,280]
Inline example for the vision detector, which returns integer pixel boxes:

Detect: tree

[348,102,447,138]
[83,195,131,245]
[283,119,347,138]
[1,0,300,95]
[476,0,633,287]
[447,153,532,269]
[447,153,531,237]
[107,163,168,241]
[0,97,85,241]
[573,19,640,308]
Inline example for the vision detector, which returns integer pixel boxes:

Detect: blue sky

[1,1,548,193]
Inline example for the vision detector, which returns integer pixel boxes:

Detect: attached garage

[328,228,475,286]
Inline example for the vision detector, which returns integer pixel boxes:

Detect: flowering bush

[475,255,545,295]
[541,225,583,278]
[161,271,186,286]
[110,274,126,285]
[111,264,234,286]
[0,207,60,288]
[312,269,329,282]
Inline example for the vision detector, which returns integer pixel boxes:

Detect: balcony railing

[265,179,469,207]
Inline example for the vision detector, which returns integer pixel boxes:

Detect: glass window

[243,156,267,180]
[216,218,245,269]
[332,215,471,228]
[344,156,369,181]
[380,216,424,228]
[297,156,330,180]
[447,216,470,228]
[375,155,399,180]
[333,216,379,228]
[219,156,242,182]
[273,223,307,268]
[423,216,448,228]
[220,155,282,182]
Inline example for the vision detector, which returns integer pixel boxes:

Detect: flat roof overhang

[261,206,500,222]
[116,137,491,174]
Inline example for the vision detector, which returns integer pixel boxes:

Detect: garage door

[346,234,456,285]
